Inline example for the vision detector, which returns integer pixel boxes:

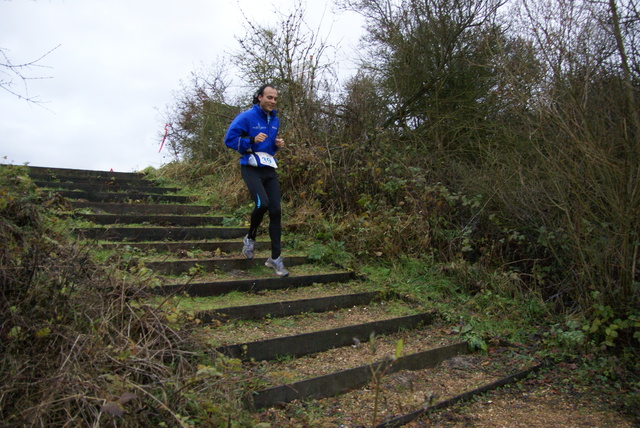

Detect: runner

[224,84,289,277]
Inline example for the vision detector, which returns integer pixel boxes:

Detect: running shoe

[265,256,289,277]
[242,235,255,259]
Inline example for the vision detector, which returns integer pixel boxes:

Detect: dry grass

[0,170,249,427]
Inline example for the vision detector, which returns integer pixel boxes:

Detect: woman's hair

[252,84,277,104]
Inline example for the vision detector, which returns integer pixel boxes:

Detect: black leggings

[241,165,282,259]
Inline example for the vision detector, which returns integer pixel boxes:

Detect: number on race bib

[255,152,278,168]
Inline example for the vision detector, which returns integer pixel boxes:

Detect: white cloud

[0,0,363,172]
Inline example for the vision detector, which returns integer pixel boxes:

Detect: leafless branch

[0,44,60,103]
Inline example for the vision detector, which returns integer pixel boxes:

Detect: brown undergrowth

[0,167,248,427]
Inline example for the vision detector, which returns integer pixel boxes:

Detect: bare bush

[0,166,249,427]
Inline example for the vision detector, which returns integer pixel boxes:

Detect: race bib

[249,152,278,168]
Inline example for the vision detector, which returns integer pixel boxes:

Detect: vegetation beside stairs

[0,164,635,427]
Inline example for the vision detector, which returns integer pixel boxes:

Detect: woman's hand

[275,138,285,148]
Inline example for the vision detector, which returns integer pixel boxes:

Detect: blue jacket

[224,104,280,166]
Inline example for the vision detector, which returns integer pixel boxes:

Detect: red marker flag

[158,123,169,153]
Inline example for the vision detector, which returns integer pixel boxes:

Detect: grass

[355,257,550,351]
[158,281,376,312]
[3,162,638,425]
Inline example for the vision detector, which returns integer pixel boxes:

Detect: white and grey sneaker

[265,256,289,277]
[242,235,255,259]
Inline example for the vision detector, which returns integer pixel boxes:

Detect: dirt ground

[253,361,638,427]
[411,366,637,428]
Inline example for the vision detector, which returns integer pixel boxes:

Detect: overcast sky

[0,0,363,172]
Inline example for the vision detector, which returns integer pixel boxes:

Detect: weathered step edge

[33,180,178,195]
[145,255,310,276]
[98,241,271,254]
[245,341,470,411]
[198,291,383,323]
[73,213,224,227]
[375,362,546,428]
[52,190,192,204]
[75,226,246,242]
[26,165,143,179]
[154,271,357,297]
[218,312,436,362]
[71,201,213,215]
[29,174,152,187]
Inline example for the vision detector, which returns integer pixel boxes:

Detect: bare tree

[505,0,640,312]
[0,45,58,103]
[162,61,237,162]
[232,0,335,145]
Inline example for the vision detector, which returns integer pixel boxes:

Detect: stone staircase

[28,165,543,427]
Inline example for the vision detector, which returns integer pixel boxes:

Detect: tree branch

[0,44,60,103]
